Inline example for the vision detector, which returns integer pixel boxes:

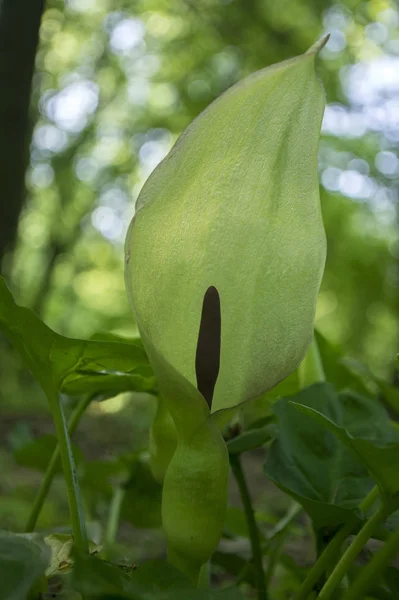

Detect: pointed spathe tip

[306,34,330,56]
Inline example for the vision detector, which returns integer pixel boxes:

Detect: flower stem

[44,392,88,553]
[104,486,125,555]
[343,521,399,600]
[230,454,268,600]
[294,486,379,600]
[264,502,302,589]
[25,395,92,533]
[317,504,388,600]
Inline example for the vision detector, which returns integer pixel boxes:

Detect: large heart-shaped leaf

[0,276,155,397]
[292,395,399,502]
[264,383,376,530]
[0,276,156,552]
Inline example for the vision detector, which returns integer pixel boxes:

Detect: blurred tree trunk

[0,0,45,265]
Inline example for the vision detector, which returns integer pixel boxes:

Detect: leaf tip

[306,34,330,56]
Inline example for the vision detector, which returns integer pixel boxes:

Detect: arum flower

[125,37,327,418]
[125,37,328,583]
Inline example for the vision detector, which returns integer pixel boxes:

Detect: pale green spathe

[125,40,327,414]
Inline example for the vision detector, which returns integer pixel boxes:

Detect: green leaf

[337,354,399,417]
[60,340,155,397]
[212,551,256,587]
[71,555,243,600]
[383,567,399,597]
[125,41,327,414]
[130,559,245,599]
[0,276,156,553]
[0,276,155,398]
[14,434,82,473]
[0,530,50,600]
[121,460,162,528]
[291,393,399,502]
[238,370,299,429]
[227,424,274,454]
[172,587,244,599]
[130,560,193,597]
[264,383,375,530]
[62,370,154,396]
[314,330,373,395]
[82,458,128,496]
[71,554,135,598]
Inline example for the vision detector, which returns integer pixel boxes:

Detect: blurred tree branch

[0,0,45,265]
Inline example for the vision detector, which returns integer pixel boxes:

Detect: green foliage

[0,274,156,553]
[0,276,155,399]
[121,460,163,529]
[264,383,374,531]
[0,531,49,600]
[129,560,194,597]
[71,555,245,599]
[226,423,275,455]
[292,397,399,503]
[71,553,135,598]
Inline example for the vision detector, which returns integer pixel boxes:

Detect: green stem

[45,392,88,553]
[230,454,268,600]
[25,395,92,533]
[265,502,302,544]
[318,504,388,600]
[264,503,302,589]
[294,486,379,600]
[104,486,125,554]
[343,521,399,600]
